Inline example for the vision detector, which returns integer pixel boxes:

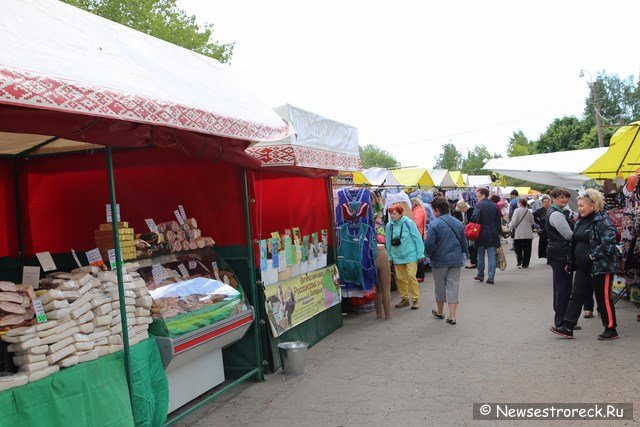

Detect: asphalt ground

[178,239,640,426]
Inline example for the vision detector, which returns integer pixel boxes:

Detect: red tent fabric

[0,158,18,257]
[250,170,332,252]
[3,148,246,256]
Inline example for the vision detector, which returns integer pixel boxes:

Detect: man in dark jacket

[470,188,502,284]
[545,188,575,329]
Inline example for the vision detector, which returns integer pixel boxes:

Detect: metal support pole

[591,82,605,148]
[105,147,136,415]
[242,168,263,381]
[12,159,25,264]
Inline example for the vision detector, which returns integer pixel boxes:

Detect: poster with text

[263,265,341,337]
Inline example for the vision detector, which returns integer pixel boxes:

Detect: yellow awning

[390,167,435,187]
[352,171,370,185]
[583,122,640,179]
[449,171,466,187]
[514,187,531,196]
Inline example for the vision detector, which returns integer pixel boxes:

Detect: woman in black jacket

[533,195,551,258]
[551,189,619,340]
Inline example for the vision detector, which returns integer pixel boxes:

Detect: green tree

[535,116,589,153]
[62,0,234,63]
[359,144,400,168]
[507,130,537,157]
[433,143,463,170]
[461,145,497,175]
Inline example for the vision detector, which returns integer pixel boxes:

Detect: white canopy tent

[466,175,492,187]
[247,104,361,171]
[428,169,458,187]
[361,167,401,186]
[0,0,291,157]
[483,148,608,190]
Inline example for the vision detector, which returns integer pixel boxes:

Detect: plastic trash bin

[277,341,308,375]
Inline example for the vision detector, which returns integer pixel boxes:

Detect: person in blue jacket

[385,203,425,310]
[425,197,469,325]
[470,187,502,284]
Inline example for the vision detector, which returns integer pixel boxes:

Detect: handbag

[390,222,404,247]
[464,206,481,241]
[510,210,527,239]
[496,246,507,271]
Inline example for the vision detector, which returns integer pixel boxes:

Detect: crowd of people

[374,186,621,341]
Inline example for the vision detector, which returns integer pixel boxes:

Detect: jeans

[476,246,496,281]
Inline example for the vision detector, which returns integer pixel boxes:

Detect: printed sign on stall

[263,265,341,337]
[105,204,120,223]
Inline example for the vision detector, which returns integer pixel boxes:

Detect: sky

[179,0,640,168]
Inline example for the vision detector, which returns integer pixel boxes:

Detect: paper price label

[32,299,48,323]
[178,263,189,278]
[35,252,56,272]
[174,210,184,225]
[178,205,186,221]
[86,248,104,268]
[22,266,41,288]
[107,249,116,270]
[106,204,121,223]
[145,218,159,233]
[71,249,82,268]
[189,261,197,269]
[151,264,168,285]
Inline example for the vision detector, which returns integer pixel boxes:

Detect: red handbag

[464,222,481,241]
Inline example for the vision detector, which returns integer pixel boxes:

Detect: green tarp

[0,338,168,427]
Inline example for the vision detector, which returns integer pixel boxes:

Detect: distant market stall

[583,122,640,179]
[429,169,458,188]
[391,167,435,187]
[0,0,292,426]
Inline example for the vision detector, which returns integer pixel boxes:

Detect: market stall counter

[0,338,167,427]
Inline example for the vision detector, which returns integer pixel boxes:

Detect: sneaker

[465,264,477,269]
[411,301,420,310]
[550,326,574,339]
[583,311,593,318]
[417,278,424,283]
[395,299,410,308]
[486,279,495,285]
[597,328,619,340]
[474,276,484,282]
[517,265,522,269]
[573,325,582,331]
[446,318,456,325]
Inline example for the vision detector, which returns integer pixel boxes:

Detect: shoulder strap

[514,209,527,229]
[440,217,464,252]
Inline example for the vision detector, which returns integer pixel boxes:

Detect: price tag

[151,264,168,285]
[107,249,116,270]
[189,261,197,269]
[178,263,189,278]
[174,210,184,225]
[71,249,82,268]
[211,261,221,281]
[145,218,159,233]
[106,204,121,223]
[178,205,187,221]
[22,266,41,288]
[35,252,56,272]
[86,248,104,267]
[32,299,47,323]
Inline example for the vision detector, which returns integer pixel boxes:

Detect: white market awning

[428,169,458,187]
[483,148,608,190]
[361,167,401,186]
[466,175,492,187]
[247,104,361,171]
[0,0,291,145]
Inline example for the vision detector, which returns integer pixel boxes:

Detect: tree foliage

[433,143,463,170]
[507,130,536,157]
[461,145,496,175]
[535,116,590,153]
[359,144,400,169]
[62,0,234,63]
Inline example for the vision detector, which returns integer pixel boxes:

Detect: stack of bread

[0,282,36,329]
[0,263,154,390]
